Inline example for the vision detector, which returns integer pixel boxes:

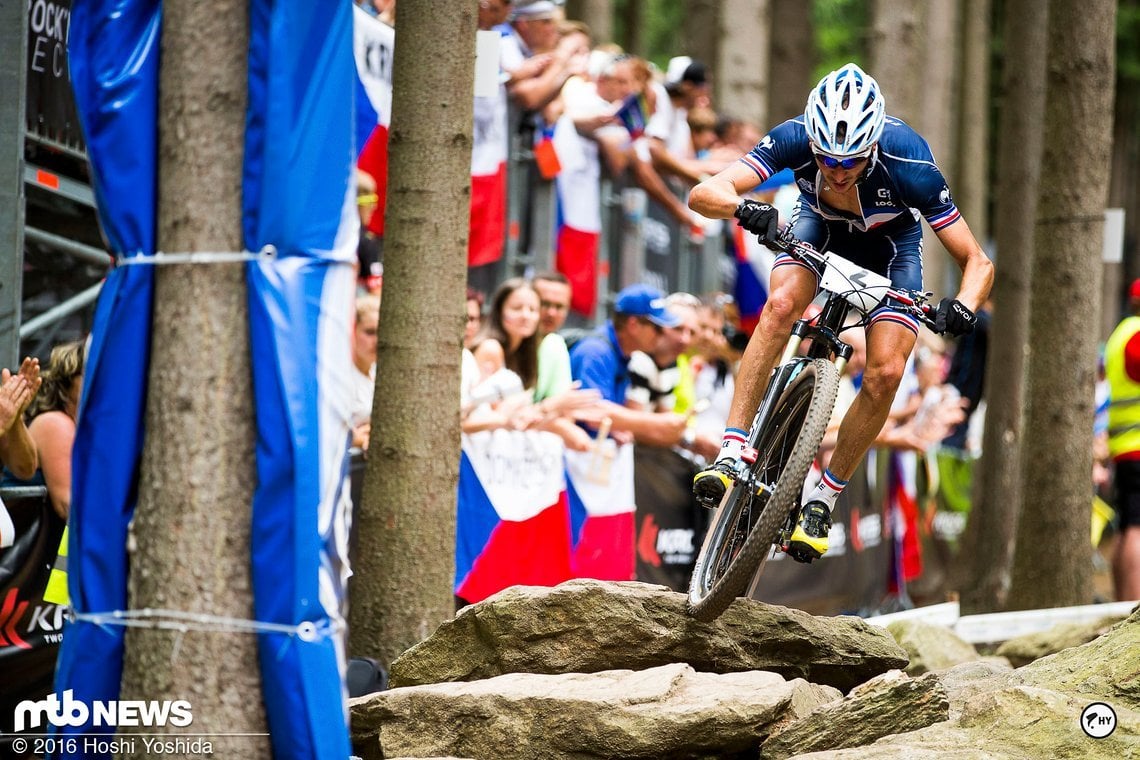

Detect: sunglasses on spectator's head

[812,150,872,170]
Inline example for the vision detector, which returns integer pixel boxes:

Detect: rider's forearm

[956,253,994,312]
[688,176,742,220]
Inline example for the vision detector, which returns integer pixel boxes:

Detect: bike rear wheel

[686,358,840,621]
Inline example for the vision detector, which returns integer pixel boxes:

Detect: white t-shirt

[350,364,376,427]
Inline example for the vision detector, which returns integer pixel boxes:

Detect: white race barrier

[866,600,1137,644]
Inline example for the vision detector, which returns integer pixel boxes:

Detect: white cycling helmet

[804,63,885,156]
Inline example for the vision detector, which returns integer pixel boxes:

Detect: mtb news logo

[13,690,193,732]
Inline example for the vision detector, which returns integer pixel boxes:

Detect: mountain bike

[686,230,939,621]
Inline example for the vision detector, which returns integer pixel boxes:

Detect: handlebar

[765,229,940,332]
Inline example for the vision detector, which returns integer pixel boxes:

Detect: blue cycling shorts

[775,200,925,333]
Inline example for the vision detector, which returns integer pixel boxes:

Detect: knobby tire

[686,358,840,621]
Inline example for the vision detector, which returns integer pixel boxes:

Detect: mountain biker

[687,63,994,563]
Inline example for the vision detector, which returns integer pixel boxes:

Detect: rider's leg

[723,263,819,440]
[827,319,918,481]
[692,264,817,506]
[789,319,917,562]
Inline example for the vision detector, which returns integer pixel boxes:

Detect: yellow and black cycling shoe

[787,501,831,563]
[692,459,737,508]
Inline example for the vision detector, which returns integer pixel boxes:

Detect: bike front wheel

[686,358,840,621]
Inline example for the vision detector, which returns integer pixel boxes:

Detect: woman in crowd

[465,278,599,447]
[18,340,84,519]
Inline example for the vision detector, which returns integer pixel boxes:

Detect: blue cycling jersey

[740,116,961,235]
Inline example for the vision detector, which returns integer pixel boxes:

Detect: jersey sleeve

[905,154,962,232]
[738,119,804,183]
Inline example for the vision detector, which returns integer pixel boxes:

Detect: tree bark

[1006,0,1116,611]
[616,0,645,57]
[348,0,475,667]
[767,0,815,126]
[958,0,1047,615]
[918,0,961,300]
[120,1,268,757]
[955,0,991,246]
[868,0,924,127]
[682,0,720,79]
[717,0,769,127]
[566,0,613,44]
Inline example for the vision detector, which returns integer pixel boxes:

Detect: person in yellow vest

[1105,278,1140,601]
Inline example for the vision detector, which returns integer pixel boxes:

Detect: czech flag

[564,442,636,580]
[353,7,394,237]
[455,430,573,603]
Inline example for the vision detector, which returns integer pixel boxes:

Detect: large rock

[1014,607,1140,709]
[788,612,1140,758]
[759,670,949,759]
[788,683,1140,760]
[351,663,840,760]
[389,580,907,693]
[996,614,1128,667]
[885,619,980,675]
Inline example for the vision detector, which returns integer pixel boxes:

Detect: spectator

[351,294,380,449]
[532,271,575,407]
[466,277,601,446]
[471,277,542,388]
[465,287,486,350]
[569,284,689,447]
[625,56,703,229]
[686,295,743,464]
[18,343,83,520]
[501,1,585,114]
[0,357,40,547]
[645,57,727,187]
[356,169,383,295]
[0,357,41,481]
[1105,279,1140,601]
[627,292,700,414]
[533,270,572,336]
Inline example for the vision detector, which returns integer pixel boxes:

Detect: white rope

[72,608,337,642]
[116,246,277,266]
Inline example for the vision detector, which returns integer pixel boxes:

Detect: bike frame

[730,235,933,489]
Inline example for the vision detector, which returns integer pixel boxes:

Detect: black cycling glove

[734,200,780,245]
[935,298,978,336]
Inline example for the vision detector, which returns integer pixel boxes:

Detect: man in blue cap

[569,284,689,446]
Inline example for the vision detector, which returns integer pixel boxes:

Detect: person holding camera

[687,63,992,563]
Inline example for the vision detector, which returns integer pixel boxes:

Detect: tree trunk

[767,0,815,126]
[348,0,475,667]
[616,0,645,57]
[567,0,613,44]
[918,0,960,300]
[717,0,769,127]
[682,0,720,78]
[955,0,991,247]
[120,1,268,757]
[1006,0,1116,611]
[958,0,1048,615]
[867,0,924,127]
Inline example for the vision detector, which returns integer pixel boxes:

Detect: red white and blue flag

[455,430,573,603]
[564,442,636,580]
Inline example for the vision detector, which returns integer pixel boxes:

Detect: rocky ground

[349,579,1139,759]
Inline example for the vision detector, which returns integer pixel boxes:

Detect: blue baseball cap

[614,284,682,328]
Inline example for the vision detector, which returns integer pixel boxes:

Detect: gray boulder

[788,609,1140,758]
[759,670,949,758]
[885,619,980,675]
[995,614,1127,667]
[351,663,839,760]
[389,580,907,693]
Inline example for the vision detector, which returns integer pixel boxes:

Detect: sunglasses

[812,151,871,170]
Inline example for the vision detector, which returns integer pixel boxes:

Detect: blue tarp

[55,1,355,757]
